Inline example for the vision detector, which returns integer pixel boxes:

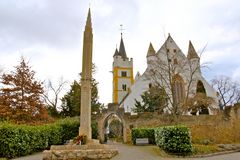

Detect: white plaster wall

[121,75,150,112]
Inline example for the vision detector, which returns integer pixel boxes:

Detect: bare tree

[42,77,68,115]
[212,75,240,109]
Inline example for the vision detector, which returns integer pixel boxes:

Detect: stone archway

[103,113,123,142]
[97,103,127,143]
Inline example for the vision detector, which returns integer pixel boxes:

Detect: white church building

[112,34,219,115]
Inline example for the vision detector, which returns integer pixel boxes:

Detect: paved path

[13,143,240,160]
[111,143,240,160]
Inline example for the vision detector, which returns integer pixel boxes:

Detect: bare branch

[42,77,68,110]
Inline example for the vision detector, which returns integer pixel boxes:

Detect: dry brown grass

[192,144,221,155]
[190,119,240,144]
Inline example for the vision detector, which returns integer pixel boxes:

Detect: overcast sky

[0,0,239,105]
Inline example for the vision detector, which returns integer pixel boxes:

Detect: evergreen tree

[60,66,103,117]
[133,86,166,113]
[0,57,48,123]
[60,80,81,117]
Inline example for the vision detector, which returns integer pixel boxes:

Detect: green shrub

[91,121,98,139]
[132,128,155,144]
[0,117,99,158]
[155,125,192,155]
[56,117,79,143]
[0,118,79,158]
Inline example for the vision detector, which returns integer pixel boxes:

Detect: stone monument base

[43,141,118,160]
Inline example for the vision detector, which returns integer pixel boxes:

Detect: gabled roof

[157,33,182,55]
[187,41,199,59]
[147,42,156,57]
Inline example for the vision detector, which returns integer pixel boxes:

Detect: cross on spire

[120,24,125,37]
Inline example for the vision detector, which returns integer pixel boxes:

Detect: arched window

[173,74,185,105]
[196,80,206,94]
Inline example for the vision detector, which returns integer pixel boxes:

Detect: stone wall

[96,104,225,144]
[231,103,240,119]
[97,103,238,144]
[122,113,222,143]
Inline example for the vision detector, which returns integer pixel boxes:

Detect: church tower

[112,34,134,104]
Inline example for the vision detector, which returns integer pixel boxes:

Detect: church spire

[113,48,119,57]
[187,41,199,59]
[118,35,127,59]
[147,42,156,57]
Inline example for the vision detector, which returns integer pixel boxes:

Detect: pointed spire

[147,42,156,57]
[85,8,92,29]
[187,41,199,59]
[113,48,119,57]
[118,35,127,59]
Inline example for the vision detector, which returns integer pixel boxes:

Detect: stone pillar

[79,8,93,141]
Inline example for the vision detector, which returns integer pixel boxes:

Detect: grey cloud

[0,0,86,54]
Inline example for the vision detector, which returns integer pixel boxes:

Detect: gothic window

[173,74,185,105]
[122,84,127,91]
[173,49,177,53]
[167,49,170,53]
[121,71,127,77]
[174,58,178,64]
[196,81,206,94]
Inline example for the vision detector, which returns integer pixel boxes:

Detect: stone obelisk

[79,8,93,140]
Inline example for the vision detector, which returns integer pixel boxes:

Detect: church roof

[147,42,156,57]
[157,33,182,55]
[118,36,128,59]
[113,48,119,57]
[187,41,199,59]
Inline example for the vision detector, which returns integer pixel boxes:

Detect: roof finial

[120,24,125,37]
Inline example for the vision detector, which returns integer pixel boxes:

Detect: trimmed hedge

[132,128,155,144]
[155,125,192,155]
[0,117,98,158]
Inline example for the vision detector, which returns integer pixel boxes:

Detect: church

[112,33,219,115]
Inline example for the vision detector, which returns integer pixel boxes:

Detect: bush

[0,118,79,158]
[56,117,79,143]
[132,128,155,144]
[155,125,192,155]
[0,117,99,158]
[91,121,98,139]
[0,123,64,158]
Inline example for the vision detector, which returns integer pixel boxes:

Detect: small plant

[73,135,87,145]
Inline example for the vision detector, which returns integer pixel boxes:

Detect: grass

[192,144,222,155]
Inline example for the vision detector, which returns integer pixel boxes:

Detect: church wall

[120,35,219,114]
[122,76,150,112]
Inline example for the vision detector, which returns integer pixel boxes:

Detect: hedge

[132,128,155,144]
[155,125,192,155]
[0,117,98,158]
